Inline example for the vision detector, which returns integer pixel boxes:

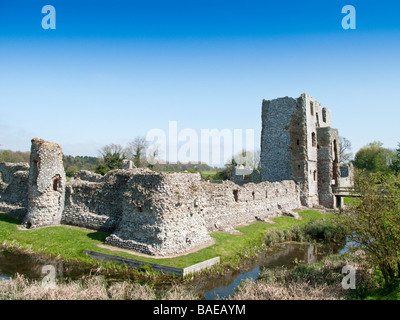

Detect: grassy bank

[0,210,334,271]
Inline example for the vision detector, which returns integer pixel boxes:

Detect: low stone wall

[61,210,118,232]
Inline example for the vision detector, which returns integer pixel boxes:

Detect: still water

[202,242,343,299]
[0,241,344,299]
[0,249,92,281]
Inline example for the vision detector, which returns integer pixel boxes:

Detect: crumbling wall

[23,138,66,229]
[106,171,301,256]
[317,127,340,208]
[61,169,131,231]
[260,93,340,209]
[105,171,212,256]
[0,138,303,257]
[261,96,297,182]
[0,162,29,218]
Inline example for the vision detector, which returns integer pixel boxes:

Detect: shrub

[343,171,400,289]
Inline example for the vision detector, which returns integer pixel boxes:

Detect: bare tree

[98,144,127,159]
[127,136,149,168]
[253,149,261,171]
[339,136,353,164]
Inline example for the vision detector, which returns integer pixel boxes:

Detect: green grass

[344,197,361,206]
[199,170,218,179]
[0,210,332,270]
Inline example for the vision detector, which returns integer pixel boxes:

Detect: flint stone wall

[0,162,29,218]
[23,138,66,229]
[104,170,301,256]
[0,162,302,256]
[61,170,132,231]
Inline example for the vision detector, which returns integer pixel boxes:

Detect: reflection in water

[203,242,342,300]
[0,249,90,282]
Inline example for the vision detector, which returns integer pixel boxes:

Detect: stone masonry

[261,93,341,208]
[0,141,301,256]
[22,138,66,229]
[0,162,29,218]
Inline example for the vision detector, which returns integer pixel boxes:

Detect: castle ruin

[0,93,350,256]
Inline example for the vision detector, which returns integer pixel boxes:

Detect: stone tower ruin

[23,138,66,229]
[260,93,341,208]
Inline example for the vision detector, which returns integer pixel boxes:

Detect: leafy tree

[0,149,30,163]
[63,155,99,177]
[95,143,126,175]
[343,171,400,288]
[353,141,395,174]
[204,150,259,181]
[215,157,237,180]
[391,143,400,173]
[94,163,109,176]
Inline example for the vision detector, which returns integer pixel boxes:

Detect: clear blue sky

[1,0,399,165]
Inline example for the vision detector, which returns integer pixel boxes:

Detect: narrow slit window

[52,174,61,191]
[233,190,239,202]
[312,132,317,147]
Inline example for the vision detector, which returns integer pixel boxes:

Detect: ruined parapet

[73,170,104,183]
[0,162,30,218]
[23,138,66,229]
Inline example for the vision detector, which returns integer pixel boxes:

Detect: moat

[0,241,345,299]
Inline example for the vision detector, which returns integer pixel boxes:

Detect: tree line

[2,136,399,177]
[93,137,215,175]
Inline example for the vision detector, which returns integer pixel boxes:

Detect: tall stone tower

[260,93,340,208]
[23,138,66,229]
